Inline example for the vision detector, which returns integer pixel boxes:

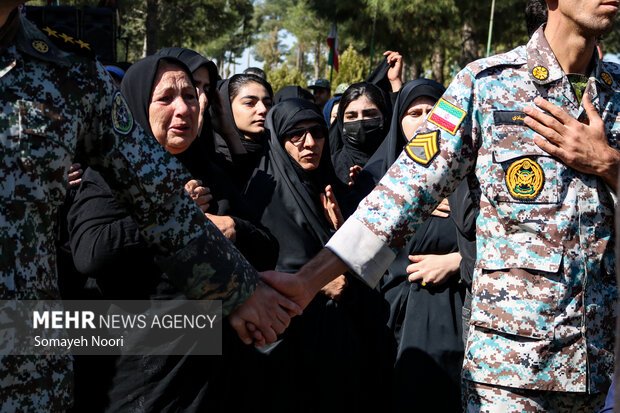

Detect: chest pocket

[14,100,76,204]
[489,124,560,204]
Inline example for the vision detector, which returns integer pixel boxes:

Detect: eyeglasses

[282,125,327,145]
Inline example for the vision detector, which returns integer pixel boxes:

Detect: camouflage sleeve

[327,67,479,287]
[78,61,257,315]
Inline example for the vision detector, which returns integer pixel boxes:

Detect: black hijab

[120,55,241,215]
[342,79,445,215]
[209,76,272,189]
[244,98,343,272]
[120,55,195,136]
[274,85,314,104]
[330,82,391,186]
[155,47,222,179]
[156,47,219,104]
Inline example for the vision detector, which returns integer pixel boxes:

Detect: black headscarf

[359,78,445,189]
[156,47,219,104]
[209,76,271,189]
[341,79,445,216]
[330,82,391,186]
[120,55,195,137]
[155,47,222,179]
[274,85,314,104]
[244,98,343,272]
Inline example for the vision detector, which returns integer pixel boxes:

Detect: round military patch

[32,40,49,54]
[506,157,544,200]
[112,91,134,135]
[532,66,549,81]
[601,72,613,86]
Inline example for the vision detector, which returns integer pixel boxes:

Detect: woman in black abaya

[354,79,466,412]
[209,74,274,189]
[244,98,392,413]
[330,82,391,187]
[68,55,272,412]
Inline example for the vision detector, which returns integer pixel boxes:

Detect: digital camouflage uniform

[0,11,258,411]
[327,27,618,410]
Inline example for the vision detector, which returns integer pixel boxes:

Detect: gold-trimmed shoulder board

[112,91,134,135]
[532,66,549,81]
[405,130,439,166]
[506,157,544,200]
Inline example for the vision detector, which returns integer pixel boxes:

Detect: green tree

[330,45,368,92]
[267,66,307,95]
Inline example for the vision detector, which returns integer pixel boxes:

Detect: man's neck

[544,19,596,75]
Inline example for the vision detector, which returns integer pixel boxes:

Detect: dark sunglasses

[282,125,327,145]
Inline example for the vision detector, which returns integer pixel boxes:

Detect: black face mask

[342,117,385,153]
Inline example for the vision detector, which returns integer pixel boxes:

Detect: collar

[527,25,615,90]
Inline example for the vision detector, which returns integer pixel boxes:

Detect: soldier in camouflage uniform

[256,0,620,411]
[0,3,300,411]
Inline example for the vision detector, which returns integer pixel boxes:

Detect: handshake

[228,248,349,346]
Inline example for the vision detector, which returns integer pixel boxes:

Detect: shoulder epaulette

[465,46,526,78]
[40,25,95,60]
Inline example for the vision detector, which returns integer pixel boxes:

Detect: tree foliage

[267,66,307,95]
[330,45,368,91]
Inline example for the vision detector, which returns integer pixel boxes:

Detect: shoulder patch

[405,131,439,166]
[111,91,134,135]
[428,99,466,135]
[506,157,544,200]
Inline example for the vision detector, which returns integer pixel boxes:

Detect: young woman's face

[343,94,382,123]
[283,120,326,171]
[400,96,436,139]
[148,64,199,154]
[329,103,339,125]
[231,82,273,139]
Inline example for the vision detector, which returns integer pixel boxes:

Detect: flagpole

[486,0,496,57]
[330,65,333,85]
[369,0,378,73]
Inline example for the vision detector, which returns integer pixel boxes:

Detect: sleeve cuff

[326,217,395,288]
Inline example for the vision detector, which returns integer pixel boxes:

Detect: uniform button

[22,158,34,171]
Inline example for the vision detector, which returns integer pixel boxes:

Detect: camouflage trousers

[464,380,606,413]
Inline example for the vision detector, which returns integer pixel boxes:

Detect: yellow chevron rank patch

[405,131,439,166]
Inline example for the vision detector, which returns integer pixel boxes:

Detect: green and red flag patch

[428,98,466,135]
[405,131,439,166]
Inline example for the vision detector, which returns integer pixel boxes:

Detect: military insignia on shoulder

[506,157,544,200]
[31,40,49,54]
[112,91,134,135]
[601,72,613,86]
[428,99,466,135]
[405,131,439,166]
[532,66,549,81]
[41,26,94,58]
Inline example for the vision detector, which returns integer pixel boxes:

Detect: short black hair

[243,67,267,79]
[337,82,388,122]
[228,74,274,102]
[525,0,547,37]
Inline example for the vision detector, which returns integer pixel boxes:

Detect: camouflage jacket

[327,27,618,393]
[0,12,258,411]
